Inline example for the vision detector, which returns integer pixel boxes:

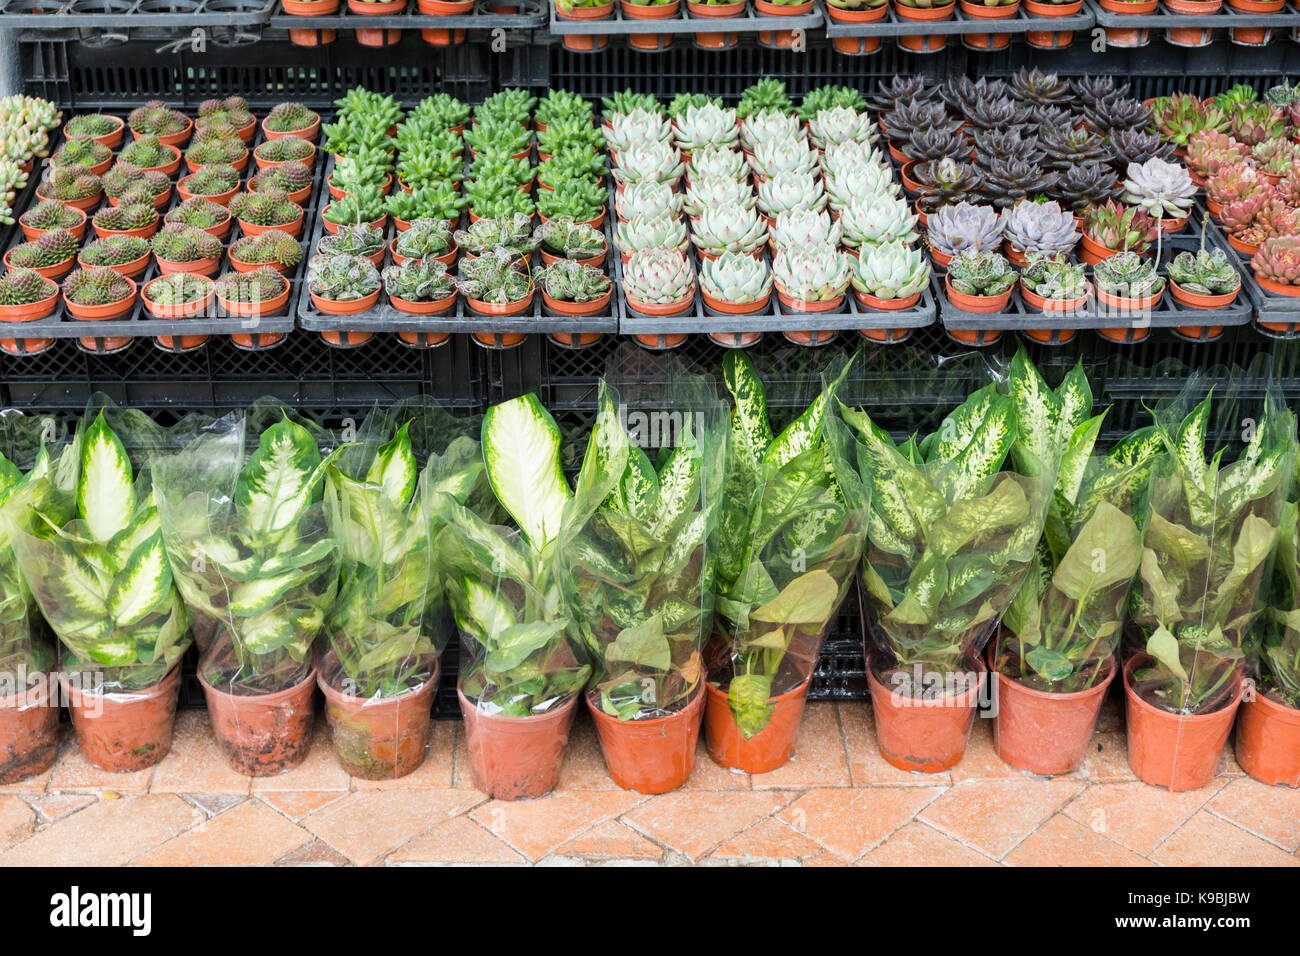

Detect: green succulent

[536,178,605,223]
[151,225,223,264]
[196,96,254,133]
[464,119,532,158]
[1093,250,1165,298]
[393,218,454,260]
[324,193,385,227]
[535,259,610,303]
[454,213,541,259]
[181,163,241,196]
[601,90,660,121]
[145,272,210,306]
[118,135,175,170]
[184,133,246,167]
[534,216,605,260]
[255,136,315,166]
[737,77,794,120]
[334,87,404,134]
[0,268,56,305]
[381,258,455,302]
[79,235,150,267]
[946,248,1017,297]
[214,267,286,304]
[230,191,302,228]
[384,183,469,223]
[21,200,83,232]
[463,180,535,220]
[403,93,470,133]
[667,92,722,121]
[92,203,158,234]
[165,197,231,231]
[102,163,170,202]
[61,266,134,306]
[228,230,303,271]
[1166,247,1240,297]
[475,88,537,128]
[1019,252,1088,300]
[797,84,868,122]
[456,248,533,305]
[262,102,321,135]
[126,100,188,137]
[396,136,464,188]
[6,228,79,269]
[51,136,111,170]
[317,223,385,259]
[38,167,101,202]
[537,117,603,156]
[248,161,312,196]
[307,252,381,302]
[63,113,121,138]
[536,89,593,129]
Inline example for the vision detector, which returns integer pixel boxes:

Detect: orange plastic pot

[1124,654,1243,791]
[827,3,887,56]
[702,286,771,314]
[556,1,614,51]
[867,653,985,773]
[928,245,953,268]
[623,0,678,50]
[177,176,239,207]
[776,286,845,313]
[21,207,87,243]
[458,685,579,800]
[1255,274,1300,297]
[1227,233,1259,257]
[65,281,136,351]
[539,246,606,269]
[945,276,1012,313]
[69,114,125,149]
[688,0,743,48]
[626,288,695,317]
[856,289,920,311]
[704,676,812,773]
[1170,278,1238,309]
[897,0,953,50]
[240,213,304,238]
[60,666,181,772]
[3,246,74,281]
[216,278,291,319]
[92,220,158,243]
[0,677,59,784]
[1097,284,1163,312]
[1079,230,1121,264]
[1024,0,1081,48]
[260,110,323,143]
[199,667,317,776]
[139,145,183,177]
[319,664,439,780]
[228,251,294,275]
[143,276,214,324]
[390,290,456,315]
[961,0,1017,46]
[1021,281,1090,316]
[588,683,705,793]
[311,288,381,315]
[155,253,222,277]
[542,288,613,315]
[36,184,102,211]
[754,0,811,46]
[419,0,471,42]
[1235,691,1300,787]
[288,26,338,44]
[992,656,1116,775]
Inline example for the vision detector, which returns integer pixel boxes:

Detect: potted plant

[78,235,152,279]
[306,252,381,347]
[623,244,695,313]
[151,225,223,277]
[615,212,690,261]
[262,102,323,142]
[1127,391,1292,790]
[685,0,745,48]
[1002,199,1079,265]
[165,197,233,239]
[1094,248,1165,317]
[142,272,215,351]
[839,378,1051,771]
[1081,199,1157,264]
[127,100,191,146]
[1017,253,1090,342]
[91,202,159,241]
[117,135,182,176]
[3,228,78,280]
[825,0,888,54]
[554,0,616,53]
[317,222,387,266]
[103,163,172,209]
[320,408,484,777]
[707,353,864,771]
[35,167,102,211]
[1166,245,1239,340]
[347,0,406,47]
[230,190,305,238]
[385,183,469,231]
[944,246,1016,317]
[850,240,930,341]
[1122,157,1195,233]
[195,96,256,142]
[183,131,249,174]
[61,266,137,352]
[536,216,606,267]
[281,0,340,47]
[176,164,242,205]
[535,258,612,323]
[563,383,725,791]
[63,112,125,148]
[253,136,317,171]
[771,241,850,346]
[1253,236,1300,300]
[1097,0,1157,46]
[926,202,1004,268]
[622,0,680,51]
[993,358,1159,774]
[214,268,290,349]
[392,217,457,266]
[50,136,112,177]
[699,250,772,315]
[439,392,614,799]
[1025,0,1083,48]
[223,233,297,278]
[0,267,59,356]
[248,161,314,205]
[151,409,342,776]
[457,249,536,348]
[691,205,768,261]
[896,0,956,52]
[536,179,607,229]
[9,411,190,771]
[20,200,86,242]
[455,212,542,263]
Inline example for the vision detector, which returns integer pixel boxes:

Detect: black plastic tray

[267,0,547,30]
[937,207,1253,336]
[1215,217,1300,339]
[1087,0,1300,28]
[549,1,824,34]
[2,0,276,26]
[822,1,1095,37]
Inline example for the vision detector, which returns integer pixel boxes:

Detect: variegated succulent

[683,176,757,218]
[770,207,842,251]
[851,240,931,302]
[757,172,826,218]
[673,103,739,152]
[623,246,695,305]
[614,211,690,256]
[686,144,748,183]
[1003,200,1079,258]
[691,205,768,256]
[616,180,683,221]
[927,202,1005,258]
[748,138,819,180]
[772,242,850,303]
[699,251,772,305]
[838,194,917,250]
[604,107,673,154]
[808,107,876,150]
[612,139,685,188]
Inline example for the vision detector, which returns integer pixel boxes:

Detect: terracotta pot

[688,0,743,47]
[69,114,125,149]
[622,0,679,50]
[856,289,920,311]
[288,26,338,44]
[458,684,578,800]
[1170,278,1238,309]
[626,288,695,317]
[539,246,606,269]
[928,245,952,268]
[704,676,812,773]
[0,676,59,784]
[1079,230,1123,265]
[142,276,214,321]
[1096,325,1149,343]
[390,291,457,316]
[588,683,705,794]
[37,184,102,212]
[260,111,323,143]
[240,213,304,238]
[992,655,1116,775]
[1235,690,1300,787]
[0,288,60,327]
[827,2,887,55]
[61,666,181,772]
[556,0,614,51]
[945,275,1012,313]
[199,668,318,776]
[960,0,1020,39]
[1124,653,1243,791]
[1097,283,1163,312]
[708,330,763,347]
[216,278,291,319]
[3,246,74,281]
[155,253,222,277]
[1227,233,1260,257]
[310,288,381,316]
[1024,0,1081,48]
[319,664,439,780]
[867,653,985,773]
[897,0,954,50]
[1021,282,1090,315]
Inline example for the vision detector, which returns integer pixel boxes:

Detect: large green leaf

[77,412,135,544]
[728,671,774,739]
[482,393,572,552]
[234,415,325,538]
[366,421,418,507]
[106,532,172,627]
[605,615,671,672]
[1050,501,1142,601]
[750,569,838,625]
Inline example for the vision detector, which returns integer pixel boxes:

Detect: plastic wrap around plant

[321,401,492,702]
[7,407,193,692]
[1258,497,1300,710]
[150,406,341,696]
[711,352,867,740]
[561,379,727,723]
[1129,385,1295,716]
[440,392,626,717]
[0,450,54,690]
[837,361,1053,697]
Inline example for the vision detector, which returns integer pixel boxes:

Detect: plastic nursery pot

[1235,690,1300,787]
[587,683,706,794]
[1024,0,1081,48]
[0,677,59,784]
[260,109,323,144]
[81,248,151,280]
[1020,282,1090,316]
[59,666,181,772]
[1124,654,1243,791]
[288,26,338,45]
[140,146,183,178]
[827,3,887,56]
[1169,278,1238,310]
[467,288,535,347]
[3,246,74,281]
[142,276,214,321]
[539,246,606,269]
[389,237,458,267]
[992,654,1117,775]
[897,0,954,51]
[155,251,223,277]
[216,278,291,321]
[1096,282,1163,313]
[776,285,845,314]
[70,114,125,149]
[754,0,812,47]
[1253,274,1300,298]
[256,142,317,172]
[21,207,87,243]
[702,286,771,314]
[310,287,381,316]
[228,251,295,275]
[418,0,473,45]
[960,0,1018,48]
[458,684,579,800]
[623,0,679,51]
[555,1,614,52]
[704,675,812,774]
[65,278,137,352]
[1164,0,1218,46]
[390,290,456,317]
[93,220,158,243]
[1226,0,1283,44]
[867,652,986,773]
[199,667,318,776]
[541,288,613,315]
[944,275,1012,313]
[177,177,239,207]
[318,664,439,780]
[626,287,695,318]
[36,184,102,212]
[328,172,392,202]
[1227,234,1260,257]
[1159,216,1188,234]
[687,0,744,49]
[240,213,304,239]
[1078,231,1126,265]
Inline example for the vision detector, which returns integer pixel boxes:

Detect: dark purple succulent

[1048,160,1122,212]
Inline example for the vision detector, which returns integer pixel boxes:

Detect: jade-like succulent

[317,223,385,260]
[617,180,683,221]
[927,202,1005,258]
[756,172,826,218]
[1003,200,1078,258]
[850,241,930,302]
[824,164,899,214]
[820,139,888,181]
[771,242,850,303]
[622,246,695,306]
[699,252,772,306]
[769,208,842,251]
[614,212,690,256]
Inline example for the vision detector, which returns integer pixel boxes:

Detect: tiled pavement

[2,695,1298,867]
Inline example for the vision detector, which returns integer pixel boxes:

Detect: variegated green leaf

[77,412,135,544]
[482,393,572,552]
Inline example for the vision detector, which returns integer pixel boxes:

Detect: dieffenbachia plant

[562,381,726,722]
[0,451,54,684]
[151,409,341,694]
[713,352,867,739]
[323,405,489,700]
[1131,390,1295,714]
[9,412,191,691]
[1257,493,1300,709]
[998,352,1163,692]
[438,392,625,717]
[834,371,1052,694]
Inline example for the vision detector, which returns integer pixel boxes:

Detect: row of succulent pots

[1100,0,1291,49]
[281,0,532,48]
[0,97,325,356]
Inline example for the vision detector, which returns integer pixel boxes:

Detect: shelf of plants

[1088,0,1300,52]
[0,0,276,27]
[267,0,548,48]
[820,1,1096,51]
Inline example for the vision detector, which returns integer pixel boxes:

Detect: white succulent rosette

[1003,199,1079,258]
[739,109,804,154]
[616,180,683,222]
[808,106,878,151]
[623,245,696,307]
[850,240,931,303]
[748,137,819,181]
[612,139,685,189]
[683,175,756,219]
[686,144,748,184]
[699,251,772,306]
[757,171,827,219]
[838,193,918,250]
[690,204,769,257]
[604,107,674,156]
[820,139,889,182]
[1122,156,1196,220]
[614,210,690,257]
[772,241,851,303]
[769,206,842,253]
[824,163,899,214]
[673,102,739,153]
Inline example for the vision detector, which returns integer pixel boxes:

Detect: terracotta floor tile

[919,778,1084,859]
[0,794,200,866]
[555,713,620,791]
[621,789,791,861]
[839,702,953,787]
[1061,780,1222,856]
[184,793,246,817]
[949,716,1028,783]
[1216,740,1245,778]
[23,793,95,825]
[388,815,526,865]
[1207,776,1300,852]
[1004,813,1151,867]
[130,799,312,865]
[1152,810,1300,867]
[276,838,352,866]
[350,719,455,790]
[0,795,35,850]
[48,730,155,795]
[302,788,485,865]
[751,702,851,789]
[471,790,646,861]
[258,790,350,822]
[778,786,944,861]
[149,711,251,796]
[249,718,350,793]
[1073,730,1138,783]
[706,816,829,864]
[551,820,665,862]
[858,822,1000,867]
[681,741,751,790]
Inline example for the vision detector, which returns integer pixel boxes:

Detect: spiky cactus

[21,200,83,231]
[229,191,301,228]
[6,228,78,269]
[184,135,245,168]
[102,163,170,202]
[61,266,133,306]
[146,272,211,307]
[38,167,101,202]
[0,268,56,305]
[255,137,315,165]
[127,100,188,138]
